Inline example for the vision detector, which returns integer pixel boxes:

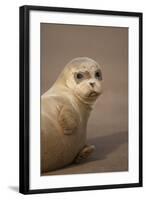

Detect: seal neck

[52,83,94,113]
[74,94,94,111]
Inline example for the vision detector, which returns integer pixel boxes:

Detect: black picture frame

[19,5,143,194]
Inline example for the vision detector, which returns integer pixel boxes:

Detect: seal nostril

[89,82,95,87]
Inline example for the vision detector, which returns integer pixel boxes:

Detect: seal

[41,57,102,172]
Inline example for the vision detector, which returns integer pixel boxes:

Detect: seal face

[41,57,102,173]
[65,57,102,105]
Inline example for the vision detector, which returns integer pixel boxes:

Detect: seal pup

[41,57,102,172]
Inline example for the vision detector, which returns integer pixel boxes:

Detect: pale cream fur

[41,57,102,172]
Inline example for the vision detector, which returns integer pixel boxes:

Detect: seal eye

[95,70,102,80]
[76,73,84,79]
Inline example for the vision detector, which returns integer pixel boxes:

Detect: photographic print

[19,6,142,194]
[41,24,128,176]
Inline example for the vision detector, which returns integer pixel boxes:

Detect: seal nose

[89,82,95,87]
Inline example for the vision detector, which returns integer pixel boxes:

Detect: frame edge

[138,12,143,187]
[19,6,30,194]
[20,5,143,16]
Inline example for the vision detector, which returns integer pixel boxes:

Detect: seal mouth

[88,91,98,97]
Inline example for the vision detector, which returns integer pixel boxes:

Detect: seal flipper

[74,144,95,163]
[58,106,79,135]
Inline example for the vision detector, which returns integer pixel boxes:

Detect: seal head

[54,57,102,105]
